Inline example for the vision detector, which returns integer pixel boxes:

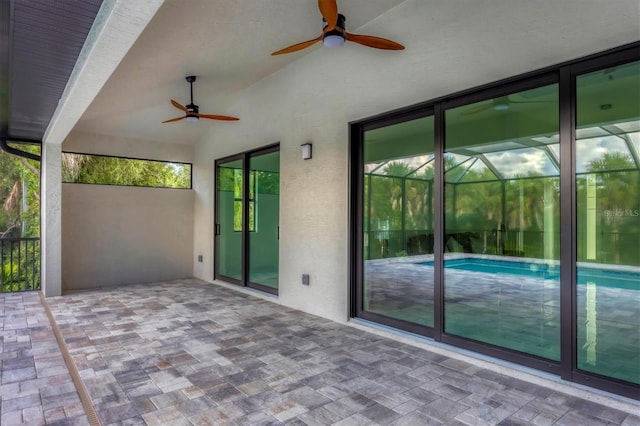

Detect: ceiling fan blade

[171,99,187,112]
[162,116,186,123]
[199,113,239,121]
[318,0,338,30]
[461,104,493,115]
[346,33,404,50]
[271,35,322,55]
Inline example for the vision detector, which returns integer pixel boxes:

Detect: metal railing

[0,237,40,292]
[366,228,638,265]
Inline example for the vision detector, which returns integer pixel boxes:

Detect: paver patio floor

[0,292,89,425]
[2,279,639,425]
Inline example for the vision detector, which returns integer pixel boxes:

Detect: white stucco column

[38,0,165,296]
[40,142,62,296]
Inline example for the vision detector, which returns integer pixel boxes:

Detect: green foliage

[1,146,41,292]
[218,166,279,232]
[0,146,41,238]
[577,152,639,266]
[1,242,40,292]
[254,170,280,195]
[364,150,639,265]
[62,153,191,189]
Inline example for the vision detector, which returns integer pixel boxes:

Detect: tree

[0,146,41,292]
[578,151,639,266]
[0,146,40,238]
[62,154,190,188]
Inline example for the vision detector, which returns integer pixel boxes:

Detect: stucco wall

[62,184,194,290]
[61,132,195,290]
[193,1,639,322]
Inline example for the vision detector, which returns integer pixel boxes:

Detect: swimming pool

[417,258,639,290]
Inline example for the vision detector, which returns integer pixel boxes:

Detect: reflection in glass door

[215,157,244,283]
[352,47,639,398]
[443,83,561,360]
[361,115,435,329]
[249,150,280,290]
[215,146,280,294]
[576,61,639,384]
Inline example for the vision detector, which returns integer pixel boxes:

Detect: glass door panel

[362,115,435,328]
[216,158,244,282]
[576,61,640,384]
[444,84,561,360]
[249,150,280,290]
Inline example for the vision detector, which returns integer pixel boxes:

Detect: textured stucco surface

[192,1,640,322]
[62,183,194,290]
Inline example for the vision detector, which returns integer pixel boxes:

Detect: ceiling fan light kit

[271,0,404,55]
[322,14,346,48]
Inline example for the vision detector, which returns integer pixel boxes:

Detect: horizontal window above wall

[61,152,192,189]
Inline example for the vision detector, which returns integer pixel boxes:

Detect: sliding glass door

[575,60,639,385]
[443,82,561,361]
[215,145,280,294]
[351,46,639,398]
[215,156,244,283]
[248,149,280,290]
[358,114,435,332]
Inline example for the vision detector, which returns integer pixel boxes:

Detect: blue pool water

[417,258,639,290]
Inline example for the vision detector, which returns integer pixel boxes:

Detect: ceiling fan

[162,76,239,123]
[271,0,404,56]
[462,96,553,115]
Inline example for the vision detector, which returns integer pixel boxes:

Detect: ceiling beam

[43,0,165,145]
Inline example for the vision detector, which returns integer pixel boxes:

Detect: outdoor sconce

[301,143,312,160]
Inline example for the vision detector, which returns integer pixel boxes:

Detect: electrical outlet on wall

[197,255,203,263]
[302,274,310,285]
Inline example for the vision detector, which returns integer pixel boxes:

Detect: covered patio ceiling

[0,0,103,142]
[1,0,638,151]
[0,0,407,146]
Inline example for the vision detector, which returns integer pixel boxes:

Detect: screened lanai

[355,59,640,393]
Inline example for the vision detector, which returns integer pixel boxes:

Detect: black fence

[0,237,40,292]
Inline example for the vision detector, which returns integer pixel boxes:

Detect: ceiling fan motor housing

[323,13,346,44]
[186,76,198,120]
[186,103,199,121]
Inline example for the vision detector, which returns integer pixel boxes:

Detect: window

[61,152,191,189]
[351,44,639,398]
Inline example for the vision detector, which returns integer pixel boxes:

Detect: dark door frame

[214,143,280,295]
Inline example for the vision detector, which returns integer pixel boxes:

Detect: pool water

[417,258,639,290]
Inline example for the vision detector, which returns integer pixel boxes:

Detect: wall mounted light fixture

[301,143,312,160]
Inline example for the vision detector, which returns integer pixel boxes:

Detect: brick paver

[0,292,89,425]
[2,281,638,425]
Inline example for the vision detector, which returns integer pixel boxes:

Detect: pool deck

[1,279,639,425]
[365,254,640,379]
